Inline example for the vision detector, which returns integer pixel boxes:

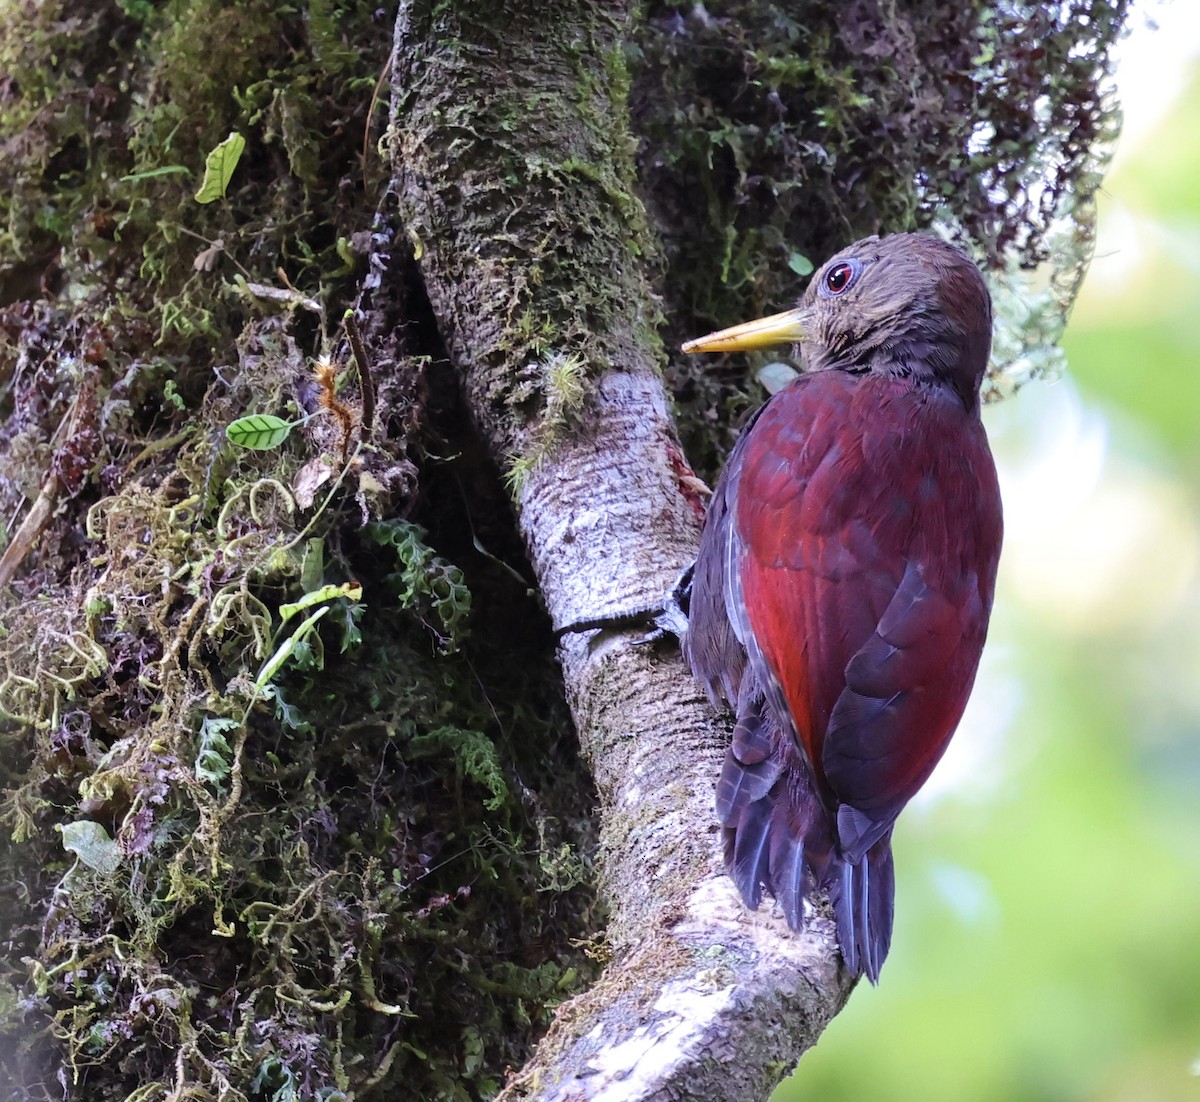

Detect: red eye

[824,261,858,295]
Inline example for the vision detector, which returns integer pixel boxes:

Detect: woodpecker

[681,233,1003,982]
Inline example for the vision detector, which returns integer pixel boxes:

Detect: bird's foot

[632,562,693,645]
[554,563,694,645]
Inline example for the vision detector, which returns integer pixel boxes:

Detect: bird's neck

[805,332,986,411]
[870,338,985,412]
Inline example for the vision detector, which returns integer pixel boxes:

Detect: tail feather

[715,753,782,827]
[713,690,897,981]
[721,739,829,932]
[728,799,772,908]
[767,804,810,928]
[828,834,895,984]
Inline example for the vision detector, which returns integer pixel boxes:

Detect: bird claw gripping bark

[631,562,693,645]
[553,562,694,644]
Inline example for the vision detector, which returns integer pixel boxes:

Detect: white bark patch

[586,979,738,1101]
[520,369,699,630]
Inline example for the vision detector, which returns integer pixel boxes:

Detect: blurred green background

[777,14,1200,1102]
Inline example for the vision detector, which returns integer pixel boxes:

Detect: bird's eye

[822,260,861,297]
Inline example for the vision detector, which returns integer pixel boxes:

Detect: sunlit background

[778,4,1200,1100]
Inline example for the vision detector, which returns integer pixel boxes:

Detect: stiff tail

[716,703,831,934]
[716,698,781,910]
[828,835,895,984]
[717,705,896,982]
[721,776,816,930]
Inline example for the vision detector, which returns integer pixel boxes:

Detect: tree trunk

[388,4,855,1095]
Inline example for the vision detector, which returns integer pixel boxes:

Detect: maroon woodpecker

[681,232,1003,982]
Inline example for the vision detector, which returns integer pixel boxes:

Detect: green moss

[0,355,598,1094]
[0,2,598,1097]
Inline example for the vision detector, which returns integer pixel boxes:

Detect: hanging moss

[0,312,599,1097]
[632,0,1127,478]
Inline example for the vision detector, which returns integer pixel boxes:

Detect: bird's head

[683,233,992,408]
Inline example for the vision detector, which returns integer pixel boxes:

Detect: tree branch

[388,3,857,1097]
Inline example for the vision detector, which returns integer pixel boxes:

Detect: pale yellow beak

[681,306,809,354]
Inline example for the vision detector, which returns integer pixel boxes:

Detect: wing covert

[729,372,1002,852]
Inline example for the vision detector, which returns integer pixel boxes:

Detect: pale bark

[387,2,856,1098]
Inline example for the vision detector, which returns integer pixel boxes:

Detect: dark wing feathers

[682,407,768,710]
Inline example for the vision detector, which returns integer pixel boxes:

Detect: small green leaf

[162,378,187,411]
[58,821,123,875]
[196,716,240,787]
[300,537,325,593]
[787,251,814,277]
[226,414,293,450]
[462,1025,484,1077]
[255,606,331,690]
[194,131,246,204]
[278,582,363,626]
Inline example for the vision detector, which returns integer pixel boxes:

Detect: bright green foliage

[193,131,246,203]
[226,413,296,450]
[408,725,510,812]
